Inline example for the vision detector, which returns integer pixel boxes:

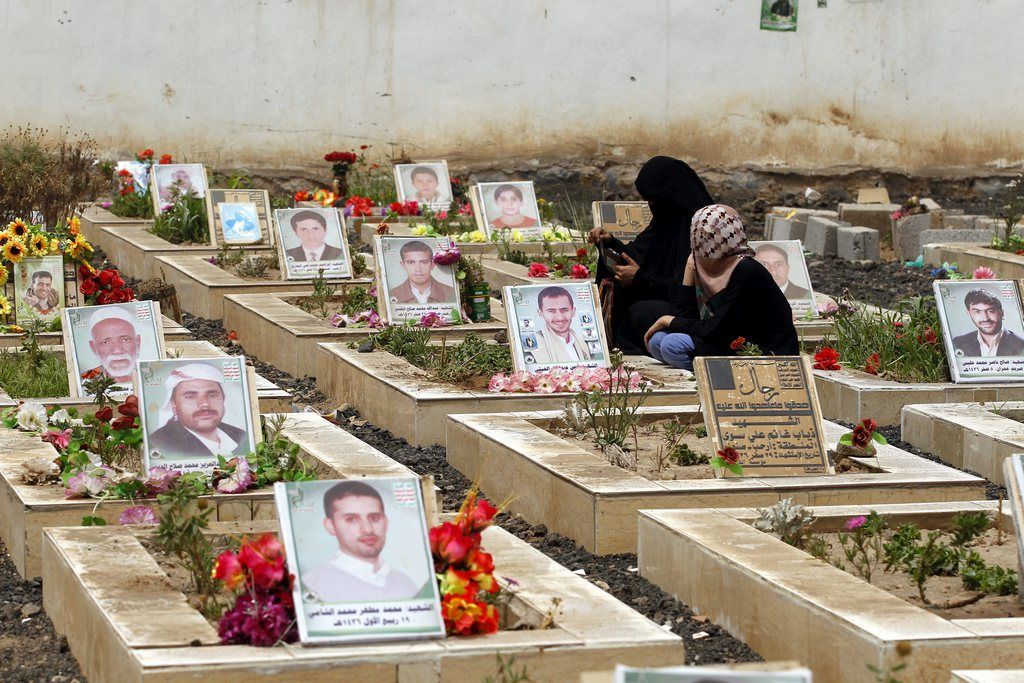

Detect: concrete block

[838,203,900,239]
[769,217,806,242]
[942,215,980,229]
[920,198,942,211]
[918,229,994,257]
[837,226,880,262]
[805,216,840,256]
[893,212,944,261]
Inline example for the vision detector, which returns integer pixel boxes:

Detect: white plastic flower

[16,403,48,431]
[49,408,71,424]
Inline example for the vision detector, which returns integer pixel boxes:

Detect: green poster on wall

[761,0,798,31]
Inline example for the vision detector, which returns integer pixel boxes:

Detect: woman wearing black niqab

[590,156,714,354]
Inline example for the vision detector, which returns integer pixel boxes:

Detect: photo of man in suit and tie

[284,210,344,263]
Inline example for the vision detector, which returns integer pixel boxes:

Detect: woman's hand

[644,315,674,350]
[613,254,640,286]
[683,254,696,286]
[588,227,612,244]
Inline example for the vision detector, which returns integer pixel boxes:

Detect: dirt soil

[813,526,1022,620]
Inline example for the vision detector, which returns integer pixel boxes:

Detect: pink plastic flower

[41,428,72,450]
[419,312,448,328]
[570,264,590,279]
[844,515,867,531]
[144,466,181,495]
[433,246,461,266]
[534,375,556,394]
[119,505,158,525]
[216,458,253,494]
[487,374,508,392]
[527,262,550,278]
[64,465,114,499]
[973,266,996,279]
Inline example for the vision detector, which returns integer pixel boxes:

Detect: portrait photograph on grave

[592,201,652,239]
[114,160,150,195]
[13,255,65,324]
[374,235,462,324]
[394,161,453,211]
[273,477,444,644]
[750,239,817,318]
[137,356,259,473]
[274,207,353,280]
[504,282,610,373]
[150,163,208,213]
[62,300,165,398]
[207,188,273,246]
[477,181,543,240]
[693,355,831,477]
[934,279,1024,383]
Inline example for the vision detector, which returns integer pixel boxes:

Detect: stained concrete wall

[5,0,1024,173]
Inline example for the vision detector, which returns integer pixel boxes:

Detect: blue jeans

[648,331,695,370]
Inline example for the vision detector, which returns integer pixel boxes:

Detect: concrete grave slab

[223,292,509,378]
[639,501,1022,683]
[315,344,701,448]
[42,520,683,682]
[838,202,900,239]
[447,405,983,554]
[805,217,843,256]
[0,412,418,579]
[923,243,1024,278]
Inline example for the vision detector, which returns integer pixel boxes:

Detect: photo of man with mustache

[301,480,422,603]
[952,288,1024,357]
[79,307,144,387]
[148,362,250,459]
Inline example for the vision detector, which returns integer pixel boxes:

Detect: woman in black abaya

[589,156,714,354]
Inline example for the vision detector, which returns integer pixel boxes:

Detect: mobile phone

[602,246,625,269]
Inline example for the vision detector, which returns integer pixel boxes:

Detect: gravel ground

[808,256,935,308]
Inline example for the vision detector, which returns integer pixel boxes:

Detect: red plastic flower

[345,195,375,217]
[865,352,881,375]
[716,447,740,464]
[213,550,246,590]
[851,425,871,448]
[110,416,136,431]
[922,327,938,344]
[860,418,877,433]
[158,154,173,164]
[458,497,499,536]
[324,151,358,164]
[94,406,113,423]
[576,247,588,259]
[441,591,499,636]
[813,347,841,371]
[79,279,98,296]
[570,264,590,279]
[294,190,312,202]
[117,395,140,417]
[730,337,746,351]
[429,522,474,568]
[528,262,550,278]
[136,148,154,161]
[238,533,286,590]
[117,168,132,178]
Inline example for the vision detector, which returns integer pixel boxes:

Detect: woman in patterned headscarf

[643,204,798,370]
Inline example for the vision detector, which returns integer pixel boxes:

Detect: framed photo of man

[150,163,208,214]
[374,235,462,324]
[137,356,260,474]
[750,240,817,318]
[591,201,652,239]
[934,280,1024,383]
[62,301,165,399]
[274,477,444,644]
[394,161,453,211]
[273,208,353,280]
[206,189,273,247]
[504,282,610,373]
[13,256,67,324]
[475,181,544,240]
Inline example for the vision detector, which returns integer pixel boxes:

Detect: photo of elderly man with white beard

[63,301,166,398]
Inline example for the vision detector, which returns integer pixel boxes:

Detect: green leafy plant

[481,653,533,683]
[0,346,69,398]
[150,189,209,244]
[351,252,367,277]
[959,552,1018,595]
[566,352,651,449]
[837,512,888,583]
[950,511,990,547]
[297,268,337,318]
[235,254,272,279]
[248,415,315,486]
[825,295,947,383]
[370,325,513,384]
[989,174,1024,252]
[752,498,817,549]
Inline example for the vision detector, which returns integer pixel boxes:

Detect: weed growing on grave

[297,268,336,318]
[837,512,888,582]
[481,654,533,683]
[0,346,69,398]
[989,174,1024,252]
[234,254,272,279]
[351,251,367,277]
[109,167,153,218]
[150,184,208,244]
[371,325,514,385]
[753,498,817,549]
[568,352,651,451]
[247,415,315,486]
[653,414,709,472]
[153,476,223,615]
[824,294,947,382]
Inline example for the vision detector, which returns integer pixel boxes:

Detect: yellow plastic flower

[542,229,555,242]
[49,238,60,254]
[2,239,26,263]
[68,216,81,236]
[410,225,428,236]
[469,230,486,243]
[29,233,48,257]
[537,198,547,206]
[510,230,523,242]
[0,295,10,317]
[0,264,8,287]
[7,219,28,239]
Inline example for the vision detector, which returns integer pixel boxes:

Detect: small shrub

[150,191,208,244]
[752,498,816,549]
